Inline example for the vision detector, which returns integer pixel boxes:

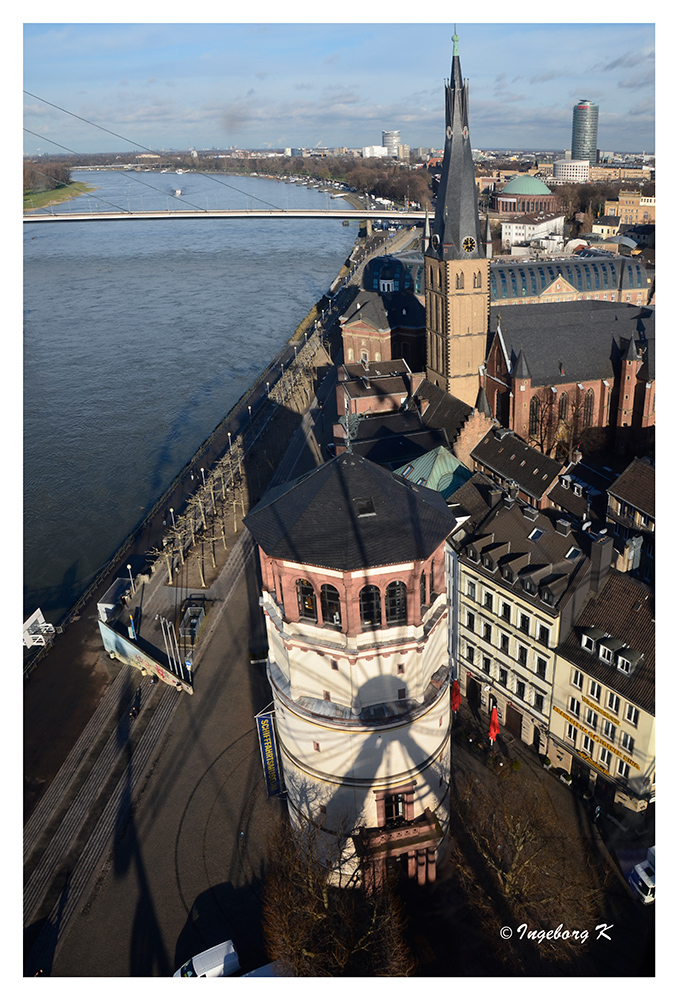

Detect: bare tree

[262,816,416,977]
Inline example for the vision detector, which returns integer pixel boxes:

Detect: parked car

[173,939,240,977]
[628,845,655,904]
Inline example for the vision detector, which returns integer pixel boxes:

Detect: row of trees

[23,161,71,193]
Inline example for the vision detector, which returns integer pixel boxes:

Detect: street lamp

[126,563,134,592]
[266,381,270,396]
[170,507,176,528]
[248,405,252,421]
[200,467,206,487]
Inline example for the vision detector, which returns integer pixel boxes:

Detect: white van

[173,939,241,977]
[628,846,655,904]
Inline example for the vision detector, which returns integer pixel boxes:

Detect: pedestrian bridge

[23,208,427,224]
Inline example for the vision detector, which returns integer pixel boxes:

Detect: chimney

[555,519,571,536]
[488,488,502,508]
[590,535,614,593]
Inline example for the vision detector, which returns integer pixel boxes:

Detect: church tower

[425,33,490,407]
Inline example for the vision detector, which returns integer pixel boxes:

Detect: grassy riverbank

[24,181,94,213]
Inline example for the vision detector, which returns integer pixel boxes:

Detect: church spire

[428,32,484,262]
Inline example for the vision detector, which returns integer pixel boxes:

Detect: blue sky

[22,14,656,155]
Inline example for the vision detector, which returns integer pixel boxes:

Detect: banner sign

[256,712,284,797]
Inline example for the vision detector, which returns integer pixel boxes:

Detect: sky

[21,11,657,157]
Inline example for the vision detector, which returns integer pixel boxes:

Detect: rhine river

[24,169,359,624]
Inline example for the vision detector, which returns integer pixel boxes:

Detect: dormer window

[523,579,536,595]
[528,527,544,542]
[582,634,595,652]
[468,547,479,562]
[573,484,583,497]
[355,497,376,517]
[482,555,495,572]
[598,643,613,663]
[565,546,581,561]
[617,656,631,675]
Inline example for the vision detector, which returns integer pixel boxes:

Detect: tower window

[385,581,408,626]
[359,585,382,628]
[320,584,342,629]
[296,579,317,622]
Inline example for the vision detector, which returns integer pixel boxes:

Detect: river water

[24,169,358,623]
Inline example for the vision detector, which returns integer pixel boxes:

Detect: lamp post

[126,563,134,593]
[170,507,176,528]
[200,467,206,487]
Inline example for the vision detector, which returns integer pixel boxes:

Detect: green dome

[501,174,552,195]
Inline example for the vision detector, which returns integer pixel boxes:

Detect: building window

[589,680,601,702]
[582,734,594,755]
[359,584,382,628]
[466,644,475,664]
[296,579,317,622]
[621,732,635,754]
[501,633,509,654]
[502,602,511,622]
[585,708,598,730]
[572,669,583,690]
[599,644,613,664]
[385,581,408,626]
[569,697,581,718]
[617,657,631,676]
[420,572,427,608]
[566,724,577,745]
[617,760,629,780]
[536,657,547,680]
[603,720,616,742]
[397,663,405,676]
[518,645,528,667]
[499,668,508,688]
[484,622,492,642]
[482,656,491,675]
[320,584,342,629]
[608,692,620,715]
[519,613,530,635]
[516,680,526,701]
[467,610,476,632]
[558,392,569,422]
[538,624,550,646]
[599,747,611,769]
[384,792,405,825]
[398,688,407,700]
[534,691,544,713]
[484,592,493,612]
[529,395,540,436]
[331,659,339,671]
[625,704,639,727]
[323,690,331,701]
[467,579,476,600]
[313,741,320,752]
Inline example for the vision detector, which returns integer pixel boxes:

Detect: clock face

[431,234,440,250]
[462,236,476,254]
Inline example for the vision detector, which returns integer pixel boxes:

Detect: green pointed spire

[452,29,459,57]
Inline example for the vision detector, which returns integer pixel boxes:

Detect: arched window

[473,270,482,288]
[456,272,464,290]
[420,571,427,608]
[359,585,381,628]
[583,389,594,428]
[529,395,541,436]
[320,584,342,629]
[385,581,407,626]
[296,579,317,621]
[558,392,569,423]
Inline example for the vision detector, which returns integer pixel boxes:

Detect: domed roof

[500,174,552,195]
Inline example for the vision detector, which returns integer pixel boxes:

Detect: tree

[447,774,605,971]
[262,816,416,976]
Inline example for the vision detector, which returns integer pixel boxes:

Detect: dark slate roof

[350,412,449,469]
[415,378,475,442]
[339,290,425,332]
[490,300,655,386]
[471,428,563,500]
[608,459,655,518]
[556,571,654,714]
[546,461,615,524]
[342,375,410,401]
[340,359,411,381]
[445,471,496,531]
[244,452,460,571]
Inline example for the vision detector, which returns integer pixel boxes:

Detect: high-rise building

[382,130,401,157]
[571,100,599,165]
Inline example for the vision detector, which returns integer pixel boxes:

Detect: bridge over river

[23,208,427,224]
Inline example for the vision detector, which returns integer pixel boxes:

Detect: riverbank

[23,181,94,212]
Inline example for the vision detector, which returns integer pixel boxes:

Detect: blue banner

[256,712,284,797]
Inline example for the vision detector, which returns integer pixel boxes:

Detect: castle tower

[425,32,490,407]
[244,454,465,886]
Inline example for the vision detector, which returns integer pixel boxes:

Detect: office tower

[571,100,599,165]
[382,130,401,157]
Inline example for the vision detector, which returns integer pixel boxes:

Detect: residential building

[605,190,655,225]
[447,478,615,751]
[244,453,467,886]
[550,571,654,812]
[500,212,565,250]
[606,459,655,584]
[470,427,564,510]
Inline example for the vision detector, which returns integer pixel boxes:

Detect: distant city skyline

[23,20,655,156]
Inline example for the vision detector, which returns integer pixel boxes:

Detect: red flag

[451,679,461,713]
[489,706,500,744]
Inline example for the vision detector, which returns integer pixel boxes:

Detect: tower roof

[244,452,461,571]
[428,34,484,262]
[500,174,552,196]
